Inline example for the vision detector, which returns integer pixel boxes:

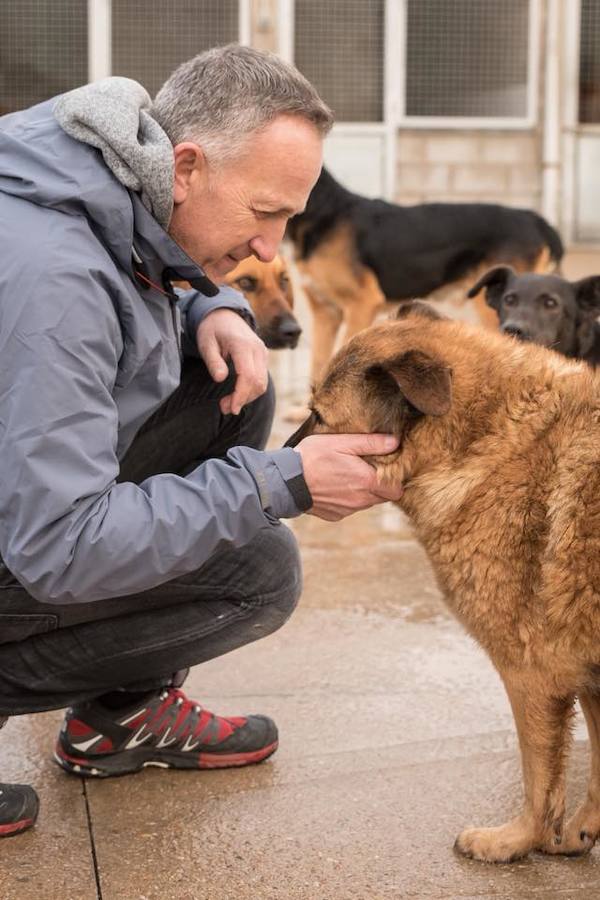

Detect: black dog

[286,167,565,382]
[468,266,600,365]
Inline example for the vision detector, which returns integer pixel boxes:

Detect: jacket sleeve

[176,284,256,357]
[0,237,307,606]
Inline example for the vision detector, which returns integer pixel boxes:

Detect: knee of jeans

[254,524,302,632]
[241,375,275,450]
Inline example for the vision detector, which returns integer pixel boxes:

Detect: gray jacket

[0,90,308,605]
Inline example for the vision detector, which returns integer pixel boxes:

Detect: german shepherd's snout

[292,300,600,864]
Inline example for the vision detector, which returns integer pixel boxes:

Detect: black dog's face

[468,267,600,358]
[495,274,577,350]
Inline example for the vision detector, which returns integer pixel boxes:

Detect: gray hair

[152,44,333,165]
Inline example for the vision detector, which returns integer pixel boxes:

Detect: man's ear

[369,350,452,417]
[172,142,207,205]
[395,300,446,322]
[573,275,600,314]
[467,265,515,310]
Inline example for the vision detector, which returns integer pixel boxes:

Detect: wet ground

[2,251,600,899]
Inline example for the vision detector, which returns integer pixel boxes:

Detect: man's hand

[294,433,403,521]
[196,309,269,415]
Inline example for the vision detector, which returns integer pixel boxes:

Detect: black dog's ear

[371,350,452,417]
[467,265,515,310]
[573,275,600,313]
[395,300,446,322]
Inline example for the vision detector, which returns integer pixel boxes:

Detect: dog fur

[286,302,600,863]
[468,266,600,365]
[224,254,301,349]
[287,168,564,382]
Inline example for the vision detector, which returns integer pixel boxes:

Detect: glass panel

[405,0,530,118]
[111,0,240,98]
[294,0,385,123]
[0,0,88,115]
[579,0,600,123]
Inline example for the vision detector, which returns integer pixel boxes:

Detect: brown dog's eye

[504,293,518,306]
[542,295,558,309]
[279,274,290,288]
[236,277,257,292]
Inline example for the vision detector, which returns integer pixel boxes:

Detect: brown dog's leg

[305,287,343,384]
[541,690,600,855]
[455,673,575,863]
[342,270,386,344]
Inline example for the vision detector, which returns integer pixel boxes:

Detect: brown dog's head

[285,302,453,450]
[224,254,301,349]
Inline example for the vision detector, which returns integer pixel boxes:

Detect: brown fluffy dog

[224,255,301,349]
[286,302,600,863]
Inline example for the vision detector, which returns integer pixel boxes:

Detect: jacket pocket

[0,613,59,645]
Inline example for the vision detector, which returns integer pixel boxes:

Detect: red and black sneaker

[0,783,39,837]
[0,718,39,837]
[53,688,278,777]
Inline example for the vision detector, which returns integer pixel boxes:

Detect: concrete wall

[394,130,541,209]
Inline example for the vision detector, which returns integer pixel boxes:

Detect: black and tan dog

[224,254,301,350]
[469,265,600,365]
[287,168,564,382]
[287,300,600,863]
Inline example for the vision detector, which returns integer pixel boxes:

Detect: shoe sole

[53,739,278,777]
[0,816,37,837]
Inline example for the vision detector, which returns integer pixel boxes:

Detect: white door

[278,0,399,198]
[570,0,600,241]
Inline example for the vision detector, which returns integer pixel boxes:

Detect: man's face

[168,115,323,282]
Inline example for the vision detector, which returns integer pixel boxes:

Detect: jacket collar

[130,191,219,297]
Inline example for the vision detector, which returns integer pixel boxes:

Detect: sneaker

[54,688,278,777]
[0,783,40,837]
[0,718,39,837]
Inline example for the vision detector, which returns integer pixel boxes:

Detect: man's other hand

[196,309,269,415]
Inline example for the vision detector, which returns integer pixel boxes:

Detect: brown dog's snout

[284,411,318,448]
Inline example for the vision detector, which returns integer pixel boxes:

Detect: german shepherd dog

[224,254,301,350]
[286,301,600,863]
[469,266,600,366]
[287,168,564,383]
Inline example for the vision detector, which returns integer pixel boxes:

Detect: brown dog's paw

[454,822,534,863]
[539,821,597,856]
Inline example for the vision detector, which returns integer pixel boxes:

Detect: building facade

[1,0,599,245]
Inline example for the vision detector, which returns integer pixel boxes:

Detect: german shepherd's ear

[369,350,452,417]
[467,266,515,310]
[395,300,445,321]
[573,275,600,313]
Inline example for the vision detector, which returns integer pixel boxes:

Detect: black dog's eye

[542,295,558,309]
[504,293,518,306]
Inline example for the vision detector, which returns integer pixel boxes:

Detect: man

[0,45,402,836]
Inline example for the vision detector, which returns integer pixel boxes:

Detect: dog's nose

[279,319,302,340]
[502,324,531,342]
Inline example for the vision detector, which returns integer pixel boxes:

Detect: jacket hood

[0,97,137,272]
[0,93,218,294]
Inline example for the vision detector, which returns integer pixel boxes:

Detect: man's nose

[249,222,287,262]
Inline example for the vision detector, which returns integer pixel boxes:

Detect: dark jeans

[0,358,302,716]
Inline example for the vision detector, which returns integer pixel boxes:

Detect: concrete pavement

[2,250,600,899]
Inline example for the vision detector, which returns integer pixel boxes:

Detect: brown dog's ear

[467,265,515,310]
[372,350,452,417]
[573,275,600,313]
[395,300,445,321]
